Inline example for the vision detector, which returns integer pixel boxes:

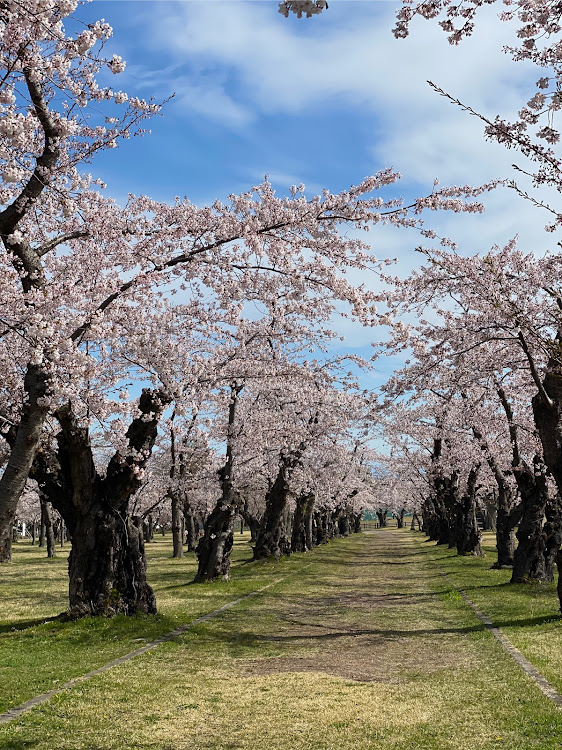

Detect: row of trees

[374,1,562,611]
[5,0,562,620]
[0,1,459,617]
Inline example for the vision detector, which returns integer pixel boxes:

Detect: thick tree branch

[517,329,554,408]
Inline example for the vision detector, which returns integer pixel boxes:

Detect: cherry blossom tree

[0,0,158,561]
[0,0,510,621]
[379,245,562,581]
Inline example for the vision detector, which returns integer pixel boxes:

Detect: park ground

[1,528,562,750]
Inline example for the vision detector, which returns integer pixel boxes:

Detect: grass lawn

[1,528,562,749]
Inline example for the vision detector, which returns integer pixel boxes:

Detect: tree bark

[511,458,550,583]
[313,509,329,545]
[495,504,518,568]
[376,509,388,528]
[194,502,235,581]
[170,491,184,559]
[291,493,315,553]
[455,465,484,556]
[543,495,562,582]
[68,509,154,617]
[0,525,12,562]
[184,504,198,552]
[557,549,562,613]
[33,389,168,617]
[240,507,262,544]
[338,506,351,536]
[39,495,56,558]
[253,452,302,561]
[194,382,243,582]
[474,405,521,567]
[143,514,154,542]
[0,364,50,562]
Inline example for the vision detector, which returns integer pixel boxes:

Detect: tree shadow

[0,615,62,634]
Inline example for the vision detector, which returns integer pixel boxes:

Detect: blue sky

[79,1,554,389]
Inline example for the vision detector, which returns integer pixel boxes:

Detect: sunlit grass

[423,529,562,694]
[1,529,562,749]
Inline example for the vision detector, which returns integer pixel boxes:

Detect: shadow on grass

[201,609,561,649]
[496,614,561,628]
[0,615,62,634]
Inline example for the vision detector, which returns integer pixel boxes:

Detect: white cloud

[140,2,547,207]
[127,1,559,367]
[172,75,253,126]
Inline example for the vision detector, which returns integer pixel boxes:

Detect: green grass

[1,529,562,749]
[423,530,562,694]
[0,533,305,714]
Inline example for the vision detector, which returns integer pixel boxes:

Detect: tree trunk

[253,457,296,561]
[305,506,315,547]
[194,382,243,582]
[33,390,168,617]
[376,509,388,528]
[338,507,351,536]
[482,492,497,531]
[512,459,550,583]
[495,504,517,568]
[67,511,155,617]
[40,496,56,558]
[39,516,46,547]
[530,368,562,608]
[543,495,562,582]
[291,493,315,553]
[430,480,452,545]
[184,505,198,552]
[240,508,261,544]
[0,364,50,562]
[557,549,562,614]
[0,525,12,562]
[143,514,154,542]
[455,466,484,556]
[171,491,184,558]
[313,509,329,545]
[422,497,438,539]
[194,502,235,581]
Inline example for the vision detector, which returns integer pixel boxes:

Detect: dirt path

[2,529,562,750]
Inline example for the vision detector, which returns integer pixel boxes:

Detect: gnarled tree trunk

[194,383,243,582]
[0,364,50,562]
[291,493,315,553]
[455,465,484,557]
[33,389,168,617]
[254,450,304,561]
[194,502,235,581]
[511,458,550,583]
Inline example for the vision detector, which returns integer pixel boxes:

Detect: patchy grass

[1,529,562,749]
[0,532,299,714]
[422,529,562,695]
